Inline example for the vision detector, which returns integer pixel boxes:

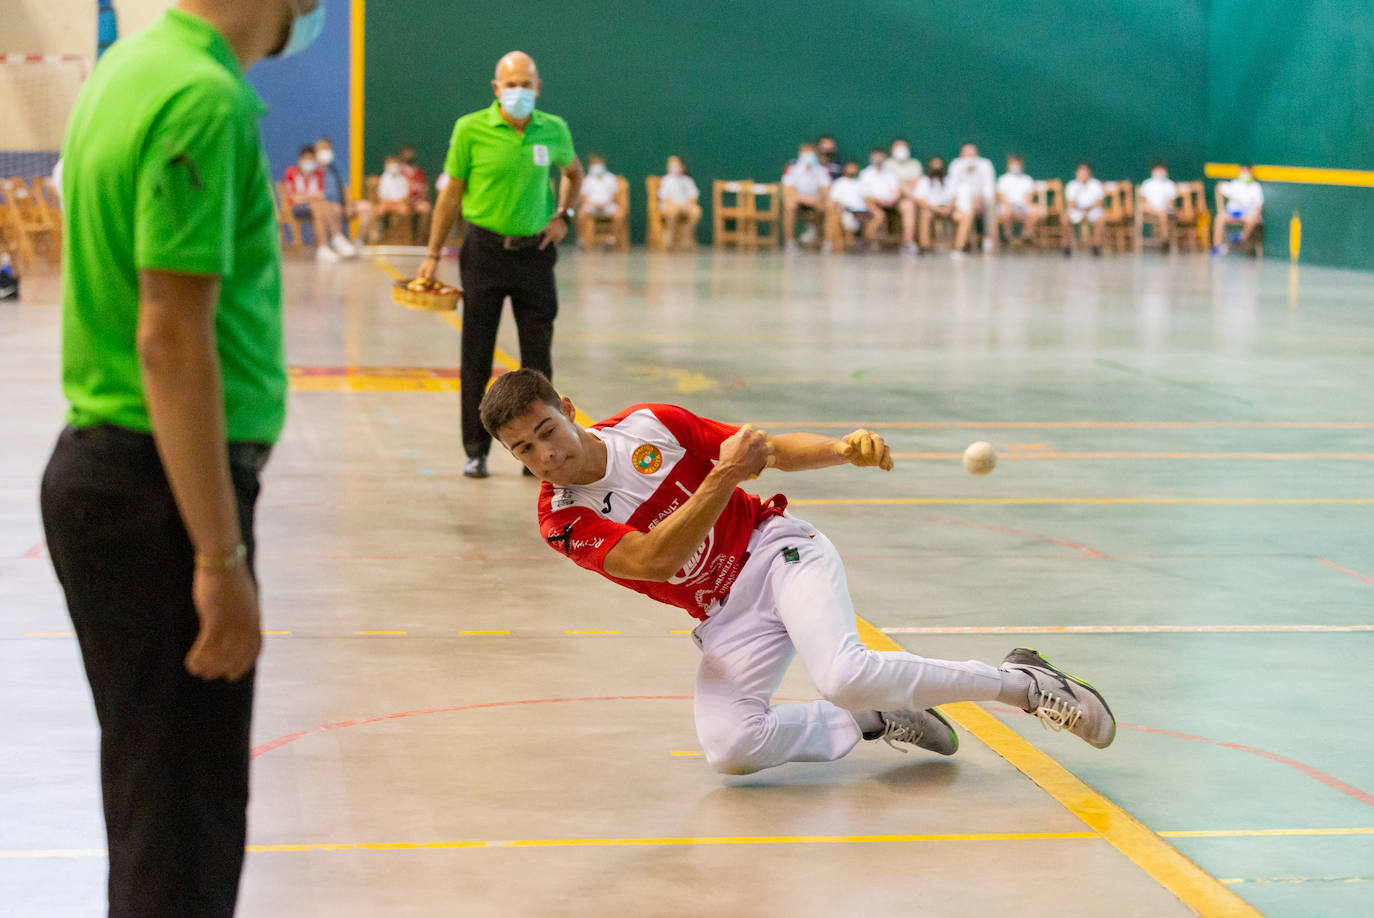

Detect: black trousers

[458,225,559,458]
[40,424,267,918]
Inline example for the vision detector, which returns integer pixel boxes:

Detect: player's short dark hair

[1007,152,1024,162]
[1152,159,1167,169]
[480,368,562,439]
[299,145,316,157]
[1077,160,1092,169]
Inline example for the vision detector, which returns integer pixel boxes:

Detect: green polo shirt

[444,101,576,236]
[60,9,286,444]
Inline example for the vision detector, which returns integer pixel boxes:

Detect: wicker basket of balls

[391,277,462,312]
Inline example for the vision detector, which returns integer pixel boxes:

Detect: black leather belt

[469,223,543,250]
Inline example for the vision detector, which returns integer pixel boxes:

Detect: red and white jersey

[283,165,323,202]
[537,404,787,620]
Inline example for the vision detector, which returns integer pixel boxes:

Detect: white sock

[996,670,1034,710]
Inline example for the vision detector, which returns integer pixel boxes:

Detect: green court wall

[1206,1,1374,270]
[364,0,1209,247]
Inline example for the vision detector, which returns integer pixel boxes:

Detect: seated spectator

[398,144,433,240]
[576,155,625,249]
[824,160,870,251]
[315,137,372,249]
[858,148,901,247]
[658,155,701,250]
[370,155,416,242]
[948,142,997,256]
[883,137,922,254]
[1212,163,1263,256]
[816,134,844,180]
[1064,161,1106,256]
[284,144,353,261]
[781,142,832,250]
[1138,160,1178,251]
[996,154,1043,243]
[915,157,953,251]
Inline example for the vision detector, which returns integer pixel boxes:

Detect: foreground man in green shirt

[417,50,583,479]
[39,2,320,914]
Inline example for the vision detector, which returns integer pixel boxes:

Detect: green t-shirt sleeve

[134,88,237,276]
[555,119,575,168]
[444,118,469,180]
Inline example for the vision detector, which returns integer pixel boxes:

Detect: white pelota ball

[963,441,997,476]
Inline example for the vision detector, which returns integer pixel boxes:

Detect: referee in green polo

[39,2,321,914]
[418,50,583,479]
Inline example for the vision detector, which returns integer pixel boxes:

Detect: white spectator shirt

[996,171,1035,207]
[1066,178,1104,210]
[659,174,699,203]
[1219,179,1264,214]
[948,156,996,200]
[781,162,832,198]
[1140,176,1177,211]
[377,171,410,202]
[582,172,620,208]
[828,176,869,212]
[884,157,923,190]
[915,176,952,207]
[859,164,899,203]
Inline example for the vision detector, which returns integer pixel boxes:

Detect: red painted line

[21,541,45,559]
[1316,557,1374,586]
[251,695,694,758]
[985,706,1374,809]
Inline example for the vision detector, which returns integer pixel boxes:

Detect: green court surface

[2,250,1370,917]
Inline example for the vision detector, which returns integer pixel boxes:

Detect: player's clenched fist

[835,429,894,471]
[718,424,775,482]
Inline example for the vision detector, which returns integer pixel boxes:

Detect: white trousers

[692,514,1003,775]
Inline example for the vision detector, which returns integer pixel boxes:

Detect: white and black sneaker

[865,708,959,756]
[1001,648,1116,749]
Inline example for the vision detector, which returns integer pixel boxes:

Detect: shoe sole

[924,707,959,756]
[1010,648,1116,749]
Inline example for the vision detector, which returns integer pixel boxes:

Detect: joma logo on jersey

[632,444,663,475]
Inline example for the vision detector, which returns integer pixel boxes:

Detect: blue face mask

[500,87,537,119]
[800,152,819,167]
[275,1,325,59]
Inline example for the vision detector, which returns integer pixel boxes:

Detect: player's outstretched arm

[770,430,894,472]
[602,425,769,582]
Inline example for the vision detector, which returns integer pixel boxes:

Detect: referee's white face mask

[271,0,325,59]
[499,87,537,119]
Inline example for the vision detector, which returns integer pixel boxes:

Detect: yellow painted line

[893,452,1374,461]
[262,630,293,636]
[23,631,75,637]
[1205,162,1374,188]
[857,616,1261,918]
[1161,828,1374,839]
[354,630,407,636]
[348,0,366,200]
[794,497,1374,506]
[291,375,460,393]
[669,629,694,635]
[563,630,621,636]
[670,750,703,757]
[459,630,511,636]
[882,624,1374,635]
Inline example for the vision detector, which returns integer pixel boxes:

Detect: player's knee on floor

[700,715,773,775]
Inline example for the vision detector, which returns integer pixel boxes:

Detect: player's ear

[491,79,501,98]
[560,396,576,422]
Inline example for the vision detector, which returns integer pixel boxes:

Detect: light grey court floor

[3,249,1373,917]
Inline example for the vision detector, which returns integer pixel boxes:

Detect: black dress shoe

[463,457,488,479]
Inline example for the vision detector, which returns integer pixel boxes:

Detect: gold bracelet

[195,543,246,572]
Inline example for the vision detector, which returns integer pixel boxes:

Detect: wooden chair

[1030,179,1067,249]
[0,177,58,270]
[745,182,780,249]
[1171,181,1208,253]
[364,175,417,245]
[1102,181,1134,252]
[30,177,63,253]
[580,175,629,250]
[713,180,752,249]
[1135,183,1180,252]
[272,181,306,255]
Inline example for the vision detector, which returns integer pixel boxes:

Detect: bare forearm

[425,181,464,253]
[139,321,241,555]
[770,433,848,471]
[603,465,741,580]
[560,168,583,211]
